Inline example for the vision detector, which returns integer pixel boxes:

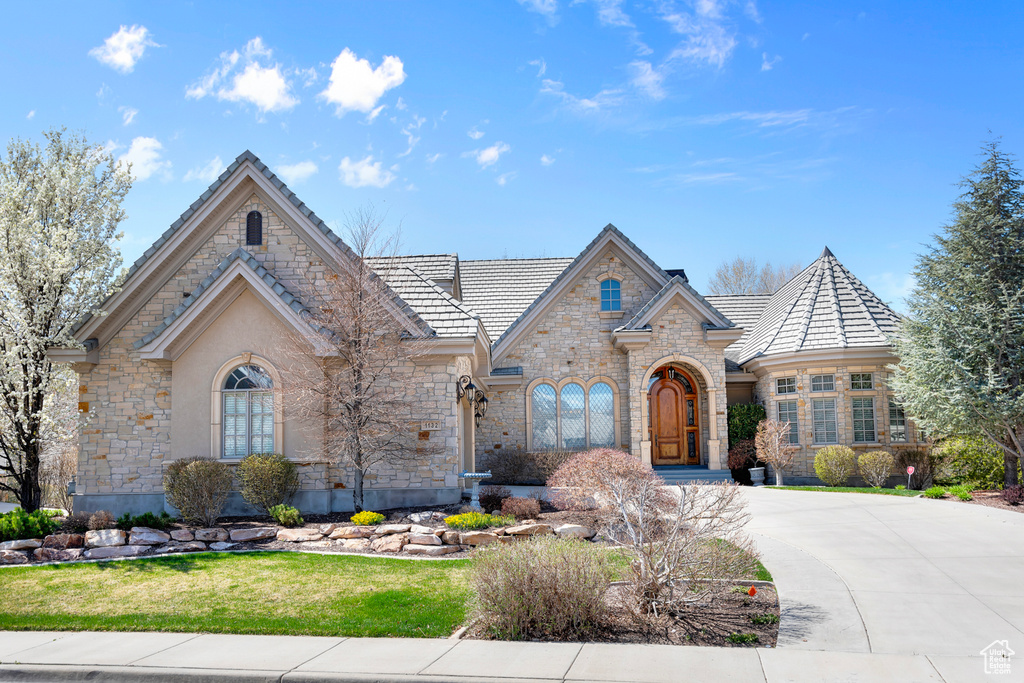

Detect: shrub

[235,453,299,515]
[87,510,116,531]
[924,486,946,499]
[350,511,385,526]
[755,420,798,485]
[814,446,857,487]
[479,485,511,513]
[163,457,234,526]
[0,509,61,542]
[64,510,91,533]
[482,449,573,485]
[858,450,895,488]
[472,535,612,640]
[116,511,173,532]
[727,633,759,645]
[728,404,766,448]
[727,439,758,469]
[934,436,1005,490]
[501,496,541,519]
[547,448,660,511]
[895,449,942,490]
[445,512,514,530]
[269,504,304,527]
[948,484,974,501]
[1001,485,1024,505]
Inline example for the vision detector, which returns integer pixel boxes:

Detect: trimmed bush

[164,457,234,526]
[1002,485,1024,505]
[479,485,511,513]
[87,510,116,531]
[472,535,613,640]
[116,511,173,532]
[895,449,942,490]
[444,512,514,530]
[858,450,895,488]
[728,404,766,448]
[63,511,91,533]
[350,511,384,526]
[924,486,946,499]
[501,496,541,519]
[814,446,857,487]
[269,504,304,527]
[235,453,299,515]
[935,437,1005,490]
[0,509,60,542]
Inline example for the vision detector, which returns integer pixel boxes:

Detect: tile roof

[364,254,458,285]
[735,247,901,364]
[619,276,734,330]
[703,294,773,330]
[459,257,575,339]
[372,266,480,338]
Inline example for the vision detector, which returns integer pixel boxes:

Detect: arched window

[223,364,274,457]
[246,211,263,246]
[528,378,621,451]
[531,384,557,450]
[560,383,586,449]
[588,382,615,448]
[600,279,621,311]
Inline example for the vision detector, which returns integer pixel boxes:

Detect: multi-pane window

[530,381,617,450]
[852,397,876,442]
[588,383,615,448]
[223,365,274,457]
[889,399,908,443]
[776,377,797,394]
[560,384,586,449]
[531,384,557,450]
[851,373,873,390]
[812,398,837,443]
[246,211,263,245]
[811,374,835,392]
[778,400,799,444]
[600,279,621,311]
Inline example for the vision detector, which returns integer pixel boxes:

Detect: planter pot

[731,467,752,486]
[750,467,766,487]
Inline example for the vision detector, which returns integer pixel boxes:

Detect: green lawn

[0,552,471,638]
[770,485,921,497]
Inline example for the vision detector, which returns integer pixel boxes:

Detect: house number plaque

[420,421,443,431]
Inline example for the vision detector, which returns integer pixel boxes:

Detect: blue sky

[4,2,1022,309]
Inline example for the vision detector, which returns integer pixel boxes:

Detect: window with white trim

[778,400,799,444]
[852,397,876,442]
[776,377,797,394]
[600,279,621,311]
[851,373,873,390]
[223,365,274,458]
[889,399,908,443]
[812,398,837,444]
[811,374,835,392]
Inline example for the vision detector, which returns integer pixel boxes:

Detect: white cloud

[761,53,781,71]
[660,1,738,68]
[690,109,813,127]
[467,125,485,140]
[26,110,35,120]
[117,137,171,182]
[89,25,159,73]
[541,154,555,166]
[496,172,517,186]
[467,142,511,168]
[183,156,224,183]
[592,0,632,27]
[398,115,426,157]
[744,1,762,23]
[338,155,395,188]
[296,66,318,87]
[396,97,408,110]
[276,160,319,185]
[630,61,666,99]
[540,79,624,113]
[529,58,547,77]
[118,106,138,125]
[187,37,298,114]
[365,105,386,123]
[426,152,443,165]
[518,0,558,22]
[319,48,406,116]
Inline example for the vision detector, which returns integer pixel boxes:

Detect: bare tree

[706,257,803,295]
[282,207,426,512]
[755,419,798,486]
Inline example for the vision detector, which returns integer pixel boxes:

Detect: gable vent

[246,211,263,245]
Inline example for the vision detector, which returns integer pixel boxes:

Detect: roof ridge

[406,267,481,322]
[622,275,734,330]
[824,257,848,348]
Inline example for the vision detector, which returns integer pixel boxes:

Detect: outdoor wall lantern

[456,374,488,426]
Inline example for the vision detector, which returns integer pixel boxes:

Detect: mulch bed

[947,490,1024,514]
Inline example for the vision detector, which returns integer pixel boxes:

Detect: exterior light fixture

[455,375,476,401]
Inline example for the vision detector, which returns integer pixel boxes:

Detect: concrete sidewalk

[0,630,997,682]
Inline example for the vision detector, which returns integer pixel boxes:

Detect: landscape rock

[460,531,499,546]
[0,539,42,551]
[506,523,554,536]
[209,541,236,551]
[441,531,461,545]
[375,524,411,535]
[84,545,149,559]
[499,535,520,545]
[129,527,171,545]
[340,538,371,551]
[0,550,29,564]
[170,530,195,542]
[370,532,408,553]
[195,528,229,542]
[330,526,373,539]
[33,547,84,562]
[407,512,434,524]
[277,528,323,542]
[229,527,276,542]
[153,541,206,554]
[409,525,436,535]
[85,529,126,548]
[43,533,84,549]
[319,523,337,536]
[554,524,595,539]
[405,544,460,556]
[408,533,442,546]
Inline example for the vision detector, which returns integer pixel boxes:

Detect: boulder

[441,531,461,545]
[129,527,171,545]
[499,535,520,545]
[405,544,461,556]
[554,524,595,539]
[506,523,554,536]
[407,511,434,524]
[0,538,42,551]
[34,547,84,562]
[277,528,323,542]
[0,550,29,564]
[209,541,236,551]
[84,545,149,559]
[42,533,84,549]
[85,529,126,548]
[152,541,206,554]
[408,533,442,546]
[460,531,499,546]
[370,532,408,553]
[319,523,338,536]
[170,529,195,542]
[330,526,373,539]
[375,524,411,535]
[409,524,436,536]
[229,527,276,542]
[195,528,229,542]
[340,538,371,551]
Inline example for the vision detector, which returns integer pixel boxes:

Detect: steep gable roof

[365,254,459,289]
[459,258,575,339]
[619,276,734,330]
[373,266,485,339]
[703,294,773,330]
[736,247,901,365]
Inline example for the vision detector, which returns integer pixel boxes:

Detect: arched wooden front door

[648,367,700,466]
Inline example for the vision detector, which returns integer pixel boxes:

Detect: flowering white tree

[0,129,130,511]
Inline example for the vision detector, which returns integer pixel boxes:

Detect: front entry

[648,367,701,465]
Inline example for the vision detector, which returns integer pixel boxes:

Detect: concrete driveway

[743,487,1024,668]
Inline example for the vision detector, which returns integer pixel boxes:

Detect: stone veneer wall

[752,362,923,479]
